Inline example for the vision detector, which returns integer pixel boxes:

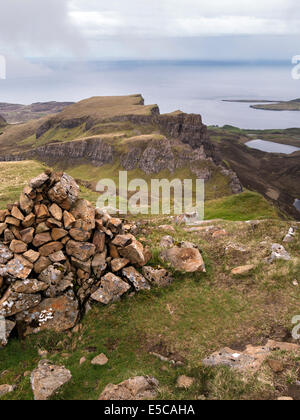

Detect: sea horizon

[0,58,299,129]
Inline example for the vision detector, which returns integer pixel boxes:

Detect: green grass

[205,191,279,221]
[0,161,48,208]
[1,216,299,400]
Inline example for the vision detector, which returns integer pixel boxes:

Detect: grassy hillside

[0,161,279,221]
[0,95,159,154]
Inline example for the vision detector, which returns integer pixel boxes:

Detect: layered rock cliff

[0,95,242,197]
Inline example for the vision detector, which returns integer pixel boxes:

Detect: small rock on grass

[91,353,108,366]
[231,265,255,276]
[0,384,14,397]
[31,360,72,400]
[99,376,159,400]
[176,375,195,389]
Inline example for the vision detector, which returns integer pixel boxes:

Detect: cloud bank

[0,0,299,59]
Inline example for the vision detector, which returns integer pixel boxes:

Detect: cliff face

[33,138,114,167]
[157,113,212,153]
[28,112,217,172]
[0,95,242,198]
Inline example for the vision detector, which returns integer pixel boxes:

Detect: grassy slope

[0,163,298,401]
[1,215,299,400]
[0,161,278,221]
[0,95,159,153]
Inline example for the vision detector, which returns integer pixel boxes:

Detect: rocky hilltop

[0,95,242,198]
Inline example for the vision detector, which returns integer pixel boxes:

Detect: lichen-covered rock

[0,288,41,317]
[66,240,96,262]
[48,173,79,210]
[122,266,150,291]
[161,247,205,273]
[92,252,107,279]
[99,376,159,400]
[39,265,65,286]
[11,279,49,294]
[119,238,151,267]
[16,294,78,334]
[31,360,72,400]
[29,173,49,189]
[0,319,16,347]
[0,243,13,264]
[70,199,95,230]
[268,244,291,263]
[5,255,33,279]
[142,266,173,288]
[91,273,130,305]
[111,258,129,272]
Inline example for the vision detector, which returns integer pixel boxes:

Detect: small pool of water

[294,199,300,212]
[245,139,300,154]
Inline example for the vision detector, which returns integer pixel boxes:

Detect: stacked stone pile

[0,171,164,347]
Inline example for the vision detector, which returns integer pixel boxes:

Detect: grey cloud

[0,0,86,56]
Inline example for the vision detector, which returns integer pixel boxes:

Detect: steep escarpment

[158,112,212,153]
[33,138,114,167]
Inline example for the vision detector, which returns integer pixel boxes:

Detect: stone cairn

[0,171,168,347]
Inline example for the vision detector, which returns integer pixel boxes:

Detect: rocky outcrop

[33,138,114,167]
[121,138,176,174]
[157,113,211,152]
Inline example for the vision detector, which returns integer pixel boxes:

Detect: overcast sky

[0,0,299,60]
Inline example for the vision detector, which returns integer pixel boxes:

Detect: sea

[0,59,300,129]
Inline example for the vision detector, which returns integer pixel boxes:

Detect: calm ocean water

[0,60,299,129]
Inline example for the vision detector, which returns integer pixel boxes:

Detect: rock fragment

[31,360,72,400]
